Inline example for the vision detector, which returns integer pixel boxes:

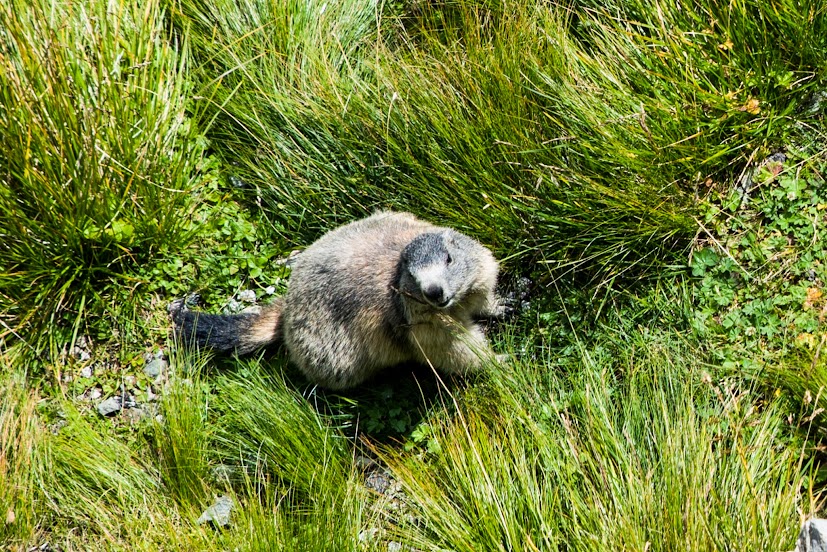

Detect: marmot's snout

[402,231,459,308]
[408,263,456,308]
[423,283,449,308]
[422,284,448,307]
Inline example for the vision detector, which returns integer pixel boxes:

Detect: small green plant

[137,173,290,308]
[690,149,827,436]
[692,152,827,366]
[405,421,442,455]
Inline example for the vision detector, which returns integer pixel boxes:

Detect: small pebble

[97,396,123,417]
[197,495,234,527]
[143,358,167,379]
[237,290,256,303]
[365,471,392,495]
[358,528,379,543]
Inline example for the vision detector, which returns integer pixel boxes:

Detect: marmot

[171,211,503,390]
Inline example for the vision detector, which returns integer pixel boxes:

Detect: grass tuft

[0,0,205,357]
[0,357,43,546]
[177,0,825,283]
[381,330,817,551]
[153,350,213,508]
[210,359,352,502]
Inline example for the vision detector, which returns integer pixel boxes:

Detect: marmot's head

[398,230,488,310]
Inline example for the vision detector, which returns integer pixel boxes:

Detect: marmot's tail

[170,299,284,354]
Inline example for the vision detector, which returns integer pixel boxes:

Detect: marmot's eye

[446,254,453,265]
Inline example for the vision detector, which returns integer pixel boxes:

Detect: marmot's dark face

[399,231,475,310]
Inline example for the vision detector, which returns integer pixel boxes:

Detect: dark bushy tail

[169,298,283,354]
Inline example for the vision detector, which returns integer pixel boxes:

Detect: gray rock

[237,290,257,303]
[71,336,91,361]
[80,365,93,379]
[143,358,167,379]
[81,386,103,402]
[122,394,137,409]
[49,419,68,435]
[27,543,61,552]
[796,519,827,552]
[358,528,379,543]
[265,286,276,295]
[803,90,827,115]
[97,396,123,417]
[365,471,392,495]
[197,495,234,527]
[228,175,249,189]
[143,349,166,363]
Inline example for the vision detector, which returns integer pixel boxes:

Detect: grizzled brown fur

[171,211,502,390]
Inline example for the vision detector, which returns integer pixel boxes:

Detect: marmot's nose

[423,284,445,305]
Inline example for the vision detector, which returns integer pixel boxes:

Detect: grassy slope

[1,0,826,549]
[0,0,206,359]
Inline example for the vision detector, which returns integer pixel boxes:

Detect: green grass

[173,0,825,280]
[381,330,816,551]
[0,0,206,358]
[153,351,213,507]
[1,354,378,550]
[1,0,826,549]
[206,361,372,551]
[2,310,821,550]
[0,354,42,545]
